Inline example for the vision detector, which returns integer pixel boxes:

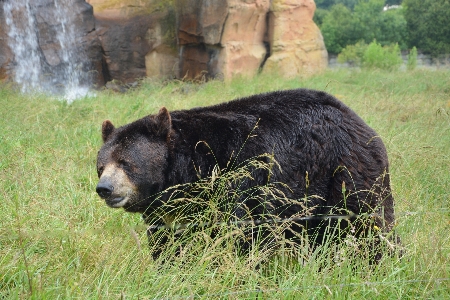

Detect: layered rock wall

[0,0,105,87]
[1,0,327,86]
[87,0,178,83]
[0,5,12,81]
[175,0,327,80]
[215,0,271,79]
[263,0,328,76]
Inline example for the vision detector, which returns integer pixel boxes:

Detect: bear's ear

[101,120,115,142]
[154,107,172,137]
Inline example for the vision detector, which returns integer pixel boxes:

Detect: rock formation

[0,5,12,81]
[218,0,270,79]
[263,0,328,76]
[86,0,178,83]
[0,0,104,87]
[176,0,327,80]
[88,0,327,81]
[177,0,270,80]
[1,0,327,87]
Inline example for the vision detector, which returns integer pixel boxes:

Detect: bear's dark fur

[96,89,396,256]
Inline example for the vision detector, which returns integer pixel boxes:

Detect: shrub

[363,41,403,70]
[407,46,418,71]
[337,41,403,70]
[337,41,368,67]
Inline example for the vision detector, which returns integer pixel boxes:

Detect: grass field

[1,69,449,299]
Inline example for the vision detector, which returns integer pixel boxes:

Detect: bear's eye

[97,166,104,177]
[118,159,130,169]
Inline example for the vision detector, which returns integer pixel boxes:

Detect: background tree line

[314,0,450,57]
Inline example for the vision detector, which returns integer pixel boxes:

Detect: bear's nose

[96,183,114,199]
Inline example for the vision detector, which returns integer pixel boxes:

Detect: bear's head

[96,107,172,213]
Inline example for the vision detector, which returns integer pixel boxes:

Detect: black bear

[96,89,396,257]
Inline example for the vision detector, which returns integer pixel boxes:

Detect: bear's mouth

[105,196,129,208]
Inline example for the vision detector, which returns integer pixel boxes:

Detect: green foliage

[363,41,403,70]
[403,0,450,56]
[337,41,368,66]
[320,4,358,53]
[316,0,404,10]
[376,7,408,49]
[407,46,418,71]
[353,0,386,42]
[313,8,329,27]
[319,0,408,54]
[316,0,358,10]
[385,0,402,4]
[337,40,403,70]
[1,70,450,298]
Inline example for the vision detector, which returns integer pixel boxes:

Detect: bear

[96,88,397,259]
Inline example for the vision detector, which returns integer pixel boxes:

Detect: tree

[320,4,359,53]
[316,0,358,9]
[319,0,408,54]
[315,0,335,9]
[377,7,407,49]
[313,8,329,27]
[385,0,402,5]
[353,0,386,43]
[338,0,359,10]
[403,0,450,56]
[317,0,403,10]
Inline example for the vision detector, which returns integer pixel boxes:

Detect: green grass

[1,69,449,299]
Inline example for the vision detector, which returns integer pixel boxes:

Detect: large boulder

[176,0,228,79]
[0,5,13,81]
[176,0,327,80]
[176,0,270,79]
[37,0,105,87]
[87,0,179,82]
[89,0,327,82]
[0,0,105,87]
[2,0,327,86]
[262,0,328,76]
[214,0,271,79]
[177,0,228,45]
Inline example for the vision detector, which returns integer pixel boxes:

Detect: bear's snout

[95,164,137,208]
[96,181,114,199]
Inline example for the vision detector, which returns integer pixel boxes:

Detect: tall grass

[1,69,449,298]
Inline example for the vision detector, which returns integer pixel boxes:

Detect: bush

[363,41,403,70]
[337,41,403,70]
[407,47,418,71]
[337,41,368,66]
